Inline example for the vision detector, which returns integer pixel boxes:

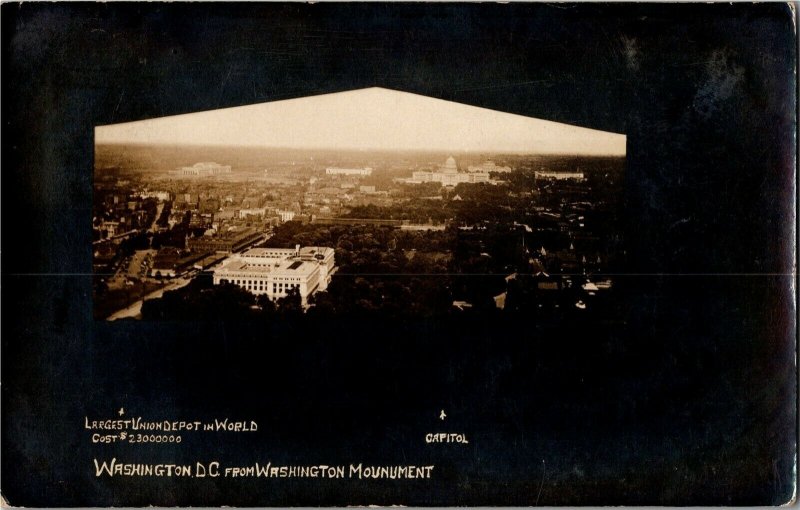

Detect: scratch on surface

[112,89,125,122]
[535,459,546,505]
[669,217,692,230]
[455,80,550,93]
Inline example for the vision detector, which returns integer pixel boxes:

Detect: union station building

[212,246,335,305]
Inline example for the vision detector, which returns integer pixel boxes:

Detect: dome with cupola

[440,156,458,174]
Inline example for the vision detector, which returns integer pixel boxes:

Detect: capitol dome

[441,156,458,174]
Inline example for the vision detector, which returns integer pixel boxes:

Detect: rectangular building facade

[188,228,264,254]
[408,170,490,186]
[325,167,372,176]
[212,246,335,305]
[170,162,232,177]
[534,171,585,181]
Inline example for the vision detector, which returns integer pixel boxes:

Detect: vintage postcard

[2,2,796,506]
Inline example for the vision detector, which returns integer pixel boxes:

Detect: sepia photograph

[92,87,626,321]
[2,2,796,507]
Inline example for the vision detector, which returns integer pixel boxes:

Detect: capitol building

[405,156,490,186]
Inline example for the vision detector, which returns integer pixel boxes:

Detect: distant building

[304,187,346,206]
[213,246,335,305]
[410,170,435,183]
[174,193,198,208]
[277,210,295,223]
[468,161,512,173]
[151,248,183,278]
[215,208,238,221]
[139,191,172,201]
[399,224,446,231]
[440,156,458,173]
[167,212,187,228]
[325,167,372,176]
[187,227,264,254]
[188,211,212,229]
[151,248,209,278]
[239,207,268,219]
[534,170,585,181]
[405,156,490,186]
[99,221,120,238]
[260,175,302,186]
[171,162,232,177]
[311,217,405,227]
[199,198,221,214]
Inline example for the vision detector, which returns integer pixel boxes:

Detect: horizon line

[93,140,627,159]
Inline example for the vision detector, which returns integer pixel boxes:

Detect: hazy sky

[95,87,626,156]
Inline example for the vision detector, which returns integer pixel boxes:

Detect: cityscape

[93,88,626,321]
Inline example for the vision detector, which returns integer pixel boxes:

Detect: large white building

[171,162,232,177]
[212,246,335,305]
[406,156,490,186]
[276,210,296,223]
[534,170,585,181]
[238,207,268,218]
[325,167,372,176]
[467,161,512,173]
[139,191,172,201]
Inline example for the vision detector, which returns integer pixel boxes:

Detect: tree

[277,286,302,314]
[94,279,109,297]
[256,293,276,315]
[307,291,336,317]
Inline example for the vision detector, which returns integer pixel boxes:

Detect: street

[106,277,192,321]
